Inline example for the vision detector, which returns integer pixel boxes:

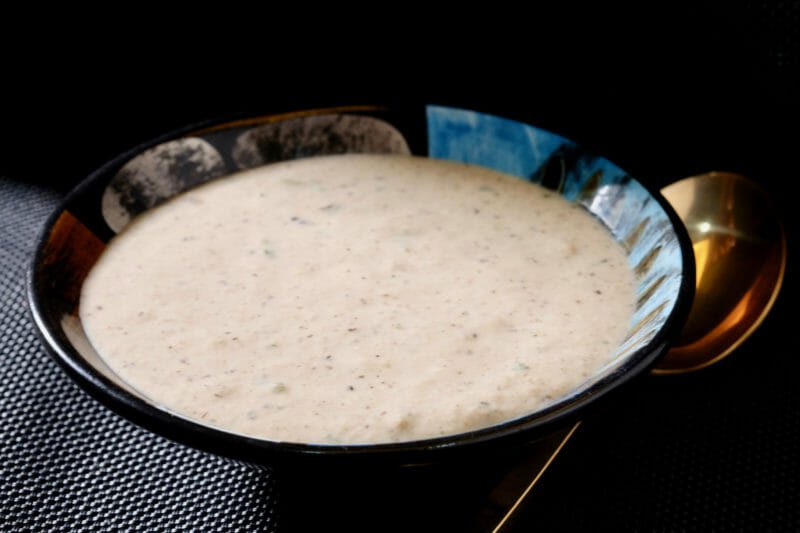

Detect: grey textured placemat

[0,178,277,532]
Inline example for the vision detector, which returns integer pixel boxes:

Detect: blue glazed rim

[26,105,695,467]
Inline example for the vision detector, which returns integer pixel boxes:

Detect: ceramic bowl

[27,105,694,468]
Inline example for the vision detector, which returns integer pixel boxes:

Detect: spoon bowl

[654,172,786,373]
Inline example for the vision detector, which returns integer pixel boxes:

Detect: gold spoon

[654,171,787,373]
[492,171,786,531]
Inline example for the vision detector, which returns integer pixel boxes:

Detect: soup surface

[81,154,635,444]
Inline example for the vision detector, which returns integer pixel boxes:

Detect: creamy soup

[80,154,635,444]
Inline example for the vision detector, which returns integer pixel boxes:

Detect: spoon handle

[488,422,581,532]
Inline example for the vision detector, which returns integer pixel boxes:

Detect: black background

[1,5,797,197]
[2,3,797,531]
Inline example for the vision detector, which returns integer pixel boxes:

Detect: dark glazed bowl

[27,105,695,469]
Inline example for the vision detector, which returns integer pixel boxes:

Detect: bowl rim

[26,106,696,465]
